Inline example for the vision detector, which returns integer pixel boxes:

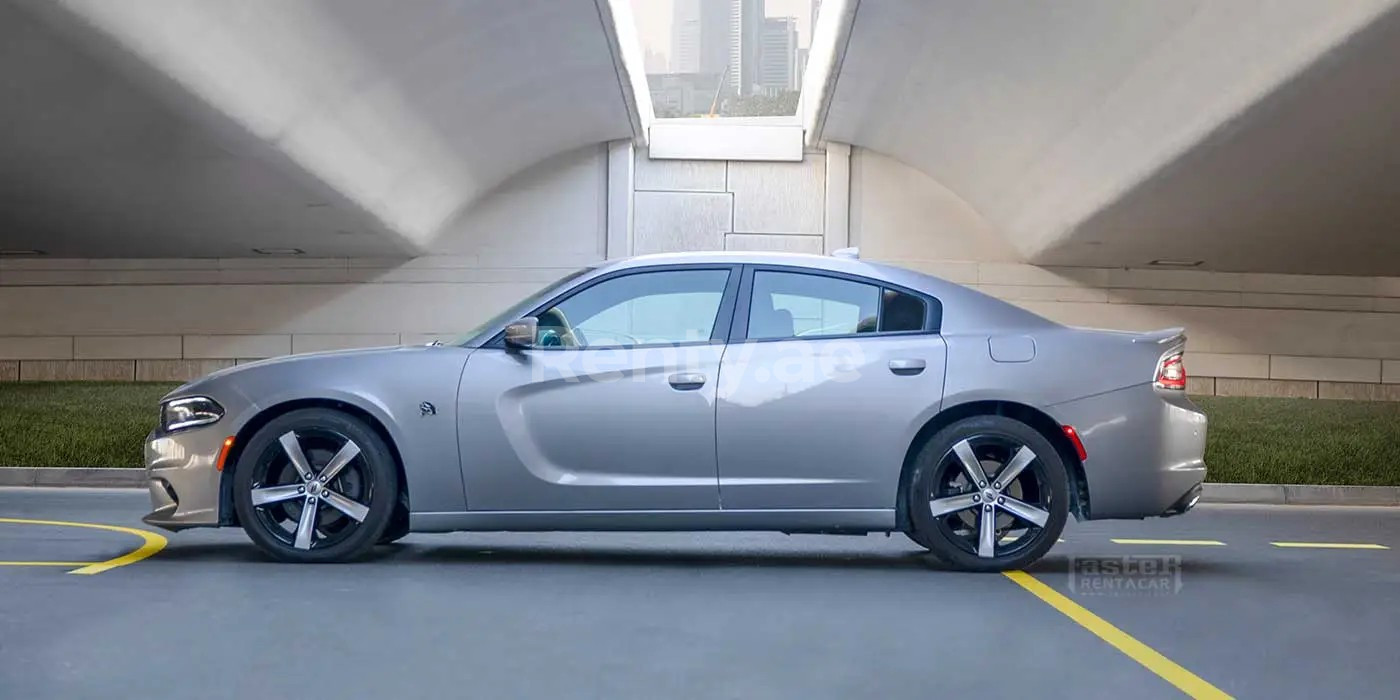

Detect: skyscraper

[759,16,799,93]
[671,0,730,76]
[728,0,764,96]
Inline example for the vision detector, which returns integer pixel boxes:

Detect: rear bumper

[142,428,224,531]
[1051,384,1208,519]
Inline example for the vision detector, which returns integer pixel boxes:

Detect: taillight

[1155,352,1187,390]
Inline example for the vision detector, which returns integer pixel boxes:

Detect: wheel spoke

[999,496,1051,528]
[250,484,303,507]
[977,506,997,558]
[951,439,989,487]
[278,431,315,481]
[929,493,980,517]
[316,440,361,483]
[293,498,318,550]
[994,445,1037,489]
[321,489,370,523]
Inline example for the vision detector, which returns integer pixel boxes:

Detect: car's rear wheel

[232,408,398,563]
[905,415,1068,572]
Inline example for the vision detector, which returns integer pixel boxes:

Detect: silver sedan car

[143,251,1207,572]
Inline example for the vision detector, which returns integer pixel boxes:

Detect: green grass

[0,382,178,468]
[1,384,1398,485]
[1193,395,1400,486]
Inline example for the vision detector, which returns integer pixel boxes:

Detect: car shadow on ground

[395,544,950,571]
[147,539,1267,579]
[149,538,959,571]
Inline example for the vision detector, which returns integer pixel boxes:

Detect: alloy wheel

[248,428,375,551]
[927,435,1053,560]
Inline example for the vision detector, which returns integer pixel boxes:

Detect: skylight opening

[629,0,823,121]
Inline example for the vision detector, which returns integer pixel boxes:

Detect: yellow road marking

[1111,538,1225,546]
[1271,542,1388,550]
[0,517,167,575]
[1003,570,1231,699]
[0,561,99,567]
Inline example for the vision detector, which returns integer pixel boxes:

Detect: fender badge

[419,401,437,416]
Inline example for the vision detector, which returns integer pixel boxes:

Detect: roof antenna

[832,247,860,260]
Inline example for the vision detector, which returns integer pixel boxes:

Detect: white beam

[823,143,851,253]
[605,140,635,259]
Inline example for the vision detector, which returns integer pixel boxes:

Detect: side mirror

[503,317,538,350]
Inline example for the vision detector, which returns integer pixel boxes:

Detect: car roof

[617,250,862,270]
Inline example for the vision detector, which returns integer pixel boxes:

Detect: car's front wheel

[232,408,398,563]
[905,415,1068,572]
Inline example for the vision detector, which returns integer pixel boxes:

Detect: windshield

[451,267,594,346]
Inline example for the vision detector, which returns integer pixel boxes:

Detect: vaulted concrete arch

[814,0,1400,275]
[1,0,647,257]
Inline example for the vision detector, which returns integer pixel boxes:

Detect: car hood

[162,345,417,402]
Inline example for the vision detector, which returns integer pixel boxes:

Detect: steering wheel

[535,308,581,348]
[538,328,564,347]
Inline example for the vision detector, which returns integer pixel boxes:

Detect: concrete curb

[1202,482,1400,506]
[0,467,147,488]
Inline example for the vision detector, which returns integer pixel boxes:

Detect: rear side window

[880,289,927,332]
[749,271,879,339]
[746,270,930,340]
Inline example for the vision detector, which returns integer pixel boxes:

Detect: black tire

[378,499,411,545]
[232,408,398,563]
[905,415,1068,572]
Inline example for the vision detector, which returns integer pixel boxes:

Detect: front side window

[534,269,730,348]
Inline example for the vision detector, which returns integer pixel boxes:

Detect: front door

[717,267,947,510]
[458,266,739,511]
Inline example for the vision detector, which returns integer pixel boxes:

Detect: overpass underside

[0,0,1396,396]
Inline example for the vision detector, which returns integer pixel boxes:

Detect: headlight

[161,397,224,432]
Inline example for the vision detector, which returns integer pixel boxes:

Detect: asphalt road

[2,488,1397,699]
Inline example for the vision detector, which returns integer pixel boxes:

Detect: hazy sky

[629,0,817,65]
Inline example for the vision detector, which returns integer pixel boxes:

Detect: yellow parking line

[1004,570,1231,699]
[0,561,99,567]
[0,517,167,575]
[1111,538,1225,546]
[1271,542,1388,550]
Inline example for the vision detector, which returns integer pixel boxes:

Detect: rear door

[716,266,947,510]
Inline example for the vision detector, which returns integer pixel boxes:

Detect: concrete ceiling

[820,0,1400,275]
[0,0,641,258]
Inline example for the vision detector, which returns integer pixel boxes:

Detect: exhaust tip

[1161,483,1203,517]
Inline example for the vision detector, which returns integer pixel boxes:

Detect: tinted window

[536,269,729,348]
[748,271,880,339]
[879,288,927,332]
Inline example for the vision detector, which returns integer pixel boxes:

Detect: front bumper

[142,427,226,531]
[1052,385,1208,520]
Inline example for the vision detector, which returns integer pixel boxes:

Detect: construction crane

[706,63,731,118]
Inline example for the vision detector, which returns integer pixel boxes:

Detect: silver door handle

[668,373,707,390]
[888,359,926,375]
